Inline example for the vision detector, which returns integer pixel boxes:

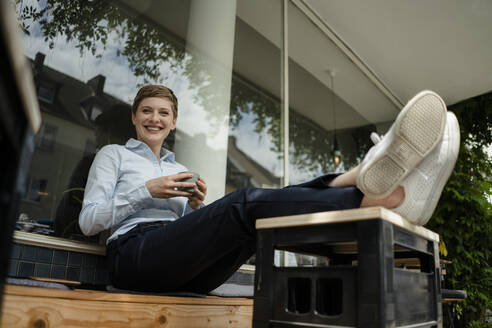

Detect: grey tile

[66,267,80,281]
[34,263,51,278]
[80,268,95,284]
[18,261,35,277]
[53,250,68,265]
[21,245,37,261]
[37,247,53,263]
[68,252,82,267]
[7,259,18,277]
[95,255,107,268]
[82,254,96,268]
[10,244,21,259]
[51,265,66,279]
[94,268,109,285]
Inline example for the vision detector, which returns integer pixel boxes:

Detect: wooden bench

[1,284,253,328]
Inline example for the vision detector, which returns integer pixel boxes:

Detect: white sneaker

[393,111,460,225]
[356,90,447,199]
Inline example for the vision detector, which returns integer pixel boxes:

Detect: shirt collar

[125,138,176,162]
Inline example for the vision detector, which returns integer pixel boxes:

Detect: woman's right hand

[145,172,197,199]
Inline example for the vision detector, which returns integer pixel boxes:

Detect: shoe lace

[370,132,382,145]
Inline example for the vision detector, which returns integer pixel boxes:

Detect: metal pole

[282,0,289,188]
[279,0,290,267]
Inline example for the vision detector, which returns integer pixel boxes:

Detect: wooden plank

[13,231,106,255]
[255,206,439,242]
[394,258,421,267]
[442,298,465,303]
[1,294,253,328]
[30,277,81,286]
[238,264,255,272]
[4,285,253,306]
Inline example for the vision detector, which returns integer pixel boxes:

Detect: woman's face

[132,97,176,148]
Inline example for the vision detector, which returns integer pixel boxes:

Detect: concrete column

[175,0,237,202]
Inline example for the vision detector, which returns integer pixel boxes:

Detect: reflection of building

[226,136,281,193]
[18,52,132,238]
[174,131,281,196]
[19,52,284,239]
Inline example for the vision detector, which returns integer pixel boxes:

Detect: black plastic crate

[253,209,442,328]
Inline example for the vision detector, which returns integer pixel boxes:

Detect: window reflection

[15,0,283,243]
[287,1,399,184]
[13,0,397,246]
[284,1,400,266]
[35,122,57,151]
[24,178,48,203]
[227,76,283,191]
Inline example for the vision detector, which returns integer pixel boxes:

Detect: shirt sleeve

[182,202,194,216]
[78,145,152,236]
[182,199,206,216]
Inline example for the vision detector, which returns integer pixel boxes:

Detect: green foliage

[427,92,492,327]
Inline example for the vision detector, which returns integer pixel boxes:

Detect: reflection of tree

[290,111,374,174]
[230,78,282,153]
[17,0,370,177]
[16,0,185,80]
[231,77,374,173]
[290,113,334,173]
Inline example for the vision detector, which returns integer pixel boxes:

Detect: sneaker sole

[415,112,460,225]
[358,91,447,198]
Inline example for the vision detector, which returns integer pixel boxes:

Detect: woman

[79,85,459,293]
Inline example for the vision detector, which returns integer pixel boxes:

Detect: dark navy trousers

[106,174,363,293]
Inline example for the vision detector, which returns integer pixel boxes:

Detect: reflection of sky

[18,0,285,178]
[19,0,228,147]
[23,28,154,104]
[229,110,283,177]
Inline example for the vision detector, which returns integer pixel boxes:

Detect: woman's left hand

[188,177,207,210]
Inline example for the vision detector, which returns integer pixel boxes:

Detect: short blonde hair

[132,85,178,118]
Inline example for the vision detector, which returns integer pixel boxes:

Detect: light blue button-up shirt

[79,138,195,244]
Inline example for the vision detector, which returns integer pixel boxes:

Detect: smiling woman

[131,96,177,159]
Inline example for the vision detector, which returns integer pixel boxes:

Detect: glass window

[229,0,283,192]
[37,83,56,104]
[15,0,282,244]
[281,1,400,266]
[14,0,399,247]
[35,123,58,151]
[287,1,400,184]
[24,178,47,203]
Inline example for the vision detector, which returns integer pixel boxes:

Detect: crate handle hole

[287,277,311,314]
[316,278,343,316]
